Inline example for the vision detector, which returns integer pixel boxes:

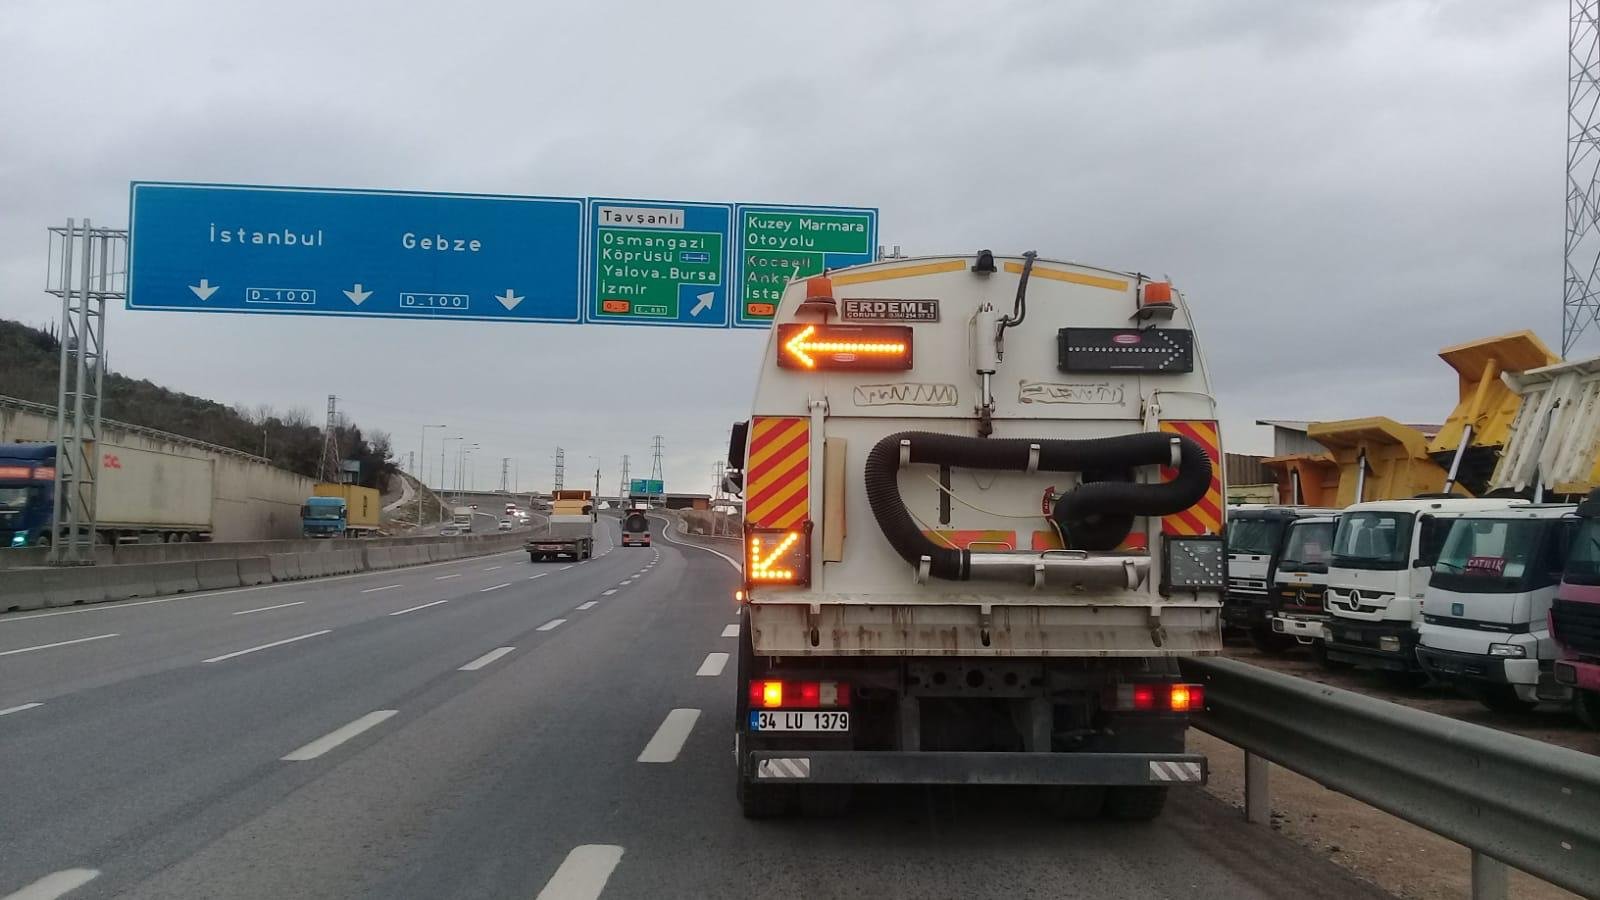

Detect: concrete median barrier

[237,556,272,586]
[298,553,329,579]
[0,569,50,611]
[195,558,242,591]
[152,561,201,595]
[41,567,110,607]
[99,563,162,602]
[364,547,396,570]
[268,553,303,582]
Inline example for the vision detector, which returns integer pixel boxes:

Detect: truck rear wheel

[1104,786,1168,821]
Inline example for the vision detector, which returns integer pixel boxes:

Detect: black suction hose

[863,430,1213,579]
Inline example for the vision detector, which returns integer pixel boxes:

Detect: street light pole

[418,424,445,530]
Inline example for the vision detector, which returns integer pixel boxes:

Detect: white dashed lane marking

[281,710,397,761]
[695,653,729,677]
[536,845,624,900]
[459,647,516,671]
[637,708,700,763]
[720,624,739,638]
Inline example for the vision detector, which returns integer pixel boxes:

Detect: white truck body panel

[742,254,1224,658]
[94,442,214,530]
[542,515,595,542]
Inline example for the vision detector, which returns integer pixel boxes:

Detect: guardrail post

[1470,851,1508,900]
[1244,751,1270,825]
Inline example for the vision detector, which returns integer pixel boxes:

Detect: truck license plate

[751,711,849,732]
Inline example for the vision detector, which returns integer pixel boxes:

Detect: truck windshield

[1331,511,1413,570]
[307,507,345,519]
[1430,518,1560,594]
[1565,518,1600,586]
[1226,518,1284,555]
[0,487,30,511]
[1278,521,1334,573]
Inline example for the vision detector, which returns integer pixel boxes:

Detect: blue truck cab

[302,495,348,538]
[0,443,57,548]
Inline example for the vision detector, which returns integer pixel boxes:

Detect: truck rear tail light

[1169,683,1202,712]
[1111,683,1204,713]
[747,527,811,586]
[748,679,850,708]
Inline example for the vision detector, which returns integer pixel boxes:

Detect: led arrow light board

[128,183,585,323]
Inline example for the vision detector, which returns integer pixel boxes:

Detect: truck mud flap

[747,750,1206,786]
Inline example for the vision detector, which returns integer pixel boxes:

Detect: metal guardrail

[1181,656,1599,899]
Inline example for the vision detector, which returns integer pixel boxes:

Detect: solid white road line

[360,584,402,594]
[2,868,100,900]
[651,515,740,570]
[459,647,516,671]
[232,601,305,616]
[695,652,729,677]
[389,599,448,616]
[202,630,331,663]
[281,709,397,761]
[480,582,512,593]
[536,618,566,632]
[0,633,119,658]
[575,601,597,611]
[535,845,624,900]
[638,708,701,763]
[601,589,618,596]
[0,702,44,717]
[720,623,739,638]
[435,574,462,580]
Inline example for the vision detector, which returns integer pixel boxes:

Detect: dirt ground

[1222,638,1599,757]
[1194,731,1582,900]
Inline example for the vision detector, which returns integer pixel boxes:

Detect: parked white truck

[1323,496,1525,676]
[0,441,213,546]
[1266,514,1339,657]
[1415,504,1576,711]
[729,252,1226,820]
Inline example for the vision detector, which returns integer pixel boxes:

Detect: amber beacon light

[776,323,913,371]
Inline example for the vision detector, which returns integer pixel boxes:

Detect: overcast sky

[0,0,1569,490]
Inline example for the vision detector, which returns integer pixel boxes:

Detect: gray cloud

[0,0,1567,484]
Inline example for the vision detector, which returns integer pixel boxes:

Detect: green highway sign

[588,199,732,328]
[734,204,879,328]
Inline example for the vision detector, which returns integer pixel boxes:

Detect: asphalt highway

[0,519,1390,899]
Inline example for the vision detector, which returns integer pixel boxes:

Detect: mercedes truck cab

[1224,505,1338,648]
[1265,514,1338,655]
[1323,497,1525,674]
[1415,505,1576,712]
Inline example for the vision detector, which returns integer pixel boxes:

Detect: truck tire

[1104,786,1168,821]
[1577,689,1600,730]
[736,735,791,819]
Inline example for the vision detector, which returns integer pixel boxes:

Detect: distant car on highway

[498,519,514,531]
[440,526,461,536]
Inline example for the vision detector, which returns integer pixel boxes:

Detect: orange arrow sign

[781,324,909,369]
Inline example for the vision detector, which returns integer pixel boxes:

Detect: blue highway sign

[587,198,732,328]
[128,183,585,323]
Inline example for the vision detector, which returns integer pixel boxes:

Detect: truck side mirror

[728,420,748,470]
